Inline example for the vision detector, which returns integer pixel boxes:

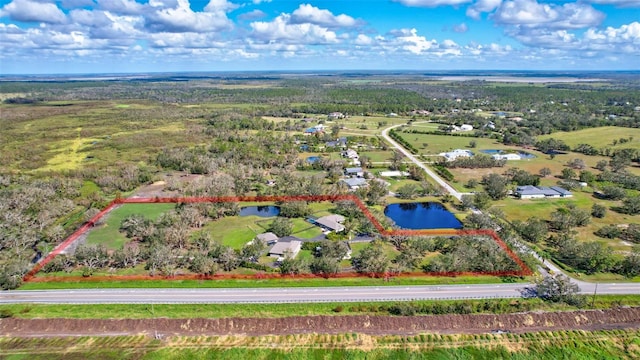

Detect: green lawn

[204,215,324,250]
[538,126,640,150]
[396,132,506,155]
[360,151,394,163]
[204,215,266,249]
[349,241,400,260]
[86,203,175,250]
[2,295,638,319]
[19,274,518,290]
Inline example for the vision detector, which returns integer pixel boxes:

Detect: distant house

[492,153,521,161]
[345,167,364,177]
[439,149,472,161]
[313,214,346,233]
[256,232,278,245]
[268,237,302,258]
[304,124,325,135]
[342,149,359,159]
[411,110,430,116]
[379,171,410,177]
[326,137,348,148]
[515,185,573,199]
[328,112,345,119]
[341,177,367,190]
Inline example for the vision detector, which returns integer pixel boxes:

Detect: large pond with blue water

[239,206,280,217]
[384,202,462,229]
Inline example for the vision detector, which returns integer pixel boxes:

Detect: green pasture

[360,150,395,163]
[396,131,507,155]
[204,203,335,249]
[349,241,399,259]
[19,273,516,290]
[0,100,210,172]
[538,126,640,150]
[86,203,175,250]
[2,295,638,319]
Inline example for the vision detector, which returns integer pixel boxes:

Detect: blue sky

[0,0,638,74]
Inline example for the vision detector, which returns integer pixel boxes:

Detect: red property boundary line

[24,195,532,282]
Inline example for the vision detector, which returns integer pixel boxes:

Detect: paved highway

[1,282,639,304]
[382,123,467,201]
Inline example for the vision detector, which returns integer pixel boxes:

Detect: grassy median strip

[2,295,639,319]
[19,274,521,290]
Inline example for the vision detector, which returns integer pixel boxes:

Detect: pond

[239,206,280,217]
[384,202,462,229]
[306,156,320,164]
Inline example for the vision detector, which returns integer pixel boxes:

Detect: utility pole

[591,283,598,308]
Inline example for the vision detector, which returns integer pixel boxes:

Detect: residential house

[304,124,326,135]
[379,171,410,177]
[268,237,302,258]
[341,177,367,190]
[256,232,278,245]
[439,149,473,161]
[328,112,345,119]
[326,137,348,148]
[345,167,364,177]
[515,185,573,199]
[492,153,521,161]
[342,149,359,159]
[314,214,346,233]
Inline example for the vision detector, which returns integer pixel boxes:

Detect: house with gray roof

[268,237,302,258]
[314,214,346,233]
[256,232,278,245]
[341,177,367,190]
[515,185,572,199]
[345,167,364,177]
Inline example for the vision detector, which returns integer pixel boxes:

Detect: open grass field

[349,241,400,259]
[0,101,211,172]
[203,203,334,249]
[18,273,516,290]
[86,203,176,250]
[538,126,640,150]
[492,186,638,251]
[397,131,508,155]
[1,329,638,359]
[1,295,638,319]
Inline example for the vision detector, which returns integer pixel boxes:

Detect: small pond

[384,202,462,229]
[239,206,280,217]
[306,156,321,164]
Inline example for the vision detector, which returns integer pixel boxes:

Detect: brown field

[2,307,638,337]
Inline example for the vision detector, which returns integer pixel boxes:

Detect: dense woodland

[1,74,640,289]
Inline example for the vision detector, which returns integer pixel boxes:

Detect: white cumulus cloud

[145,0,234,33]
[492,0,605,29]
[0,0,67,24]
[466,0,502,19]
[290,4,360,28]
[250,13,339,44]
